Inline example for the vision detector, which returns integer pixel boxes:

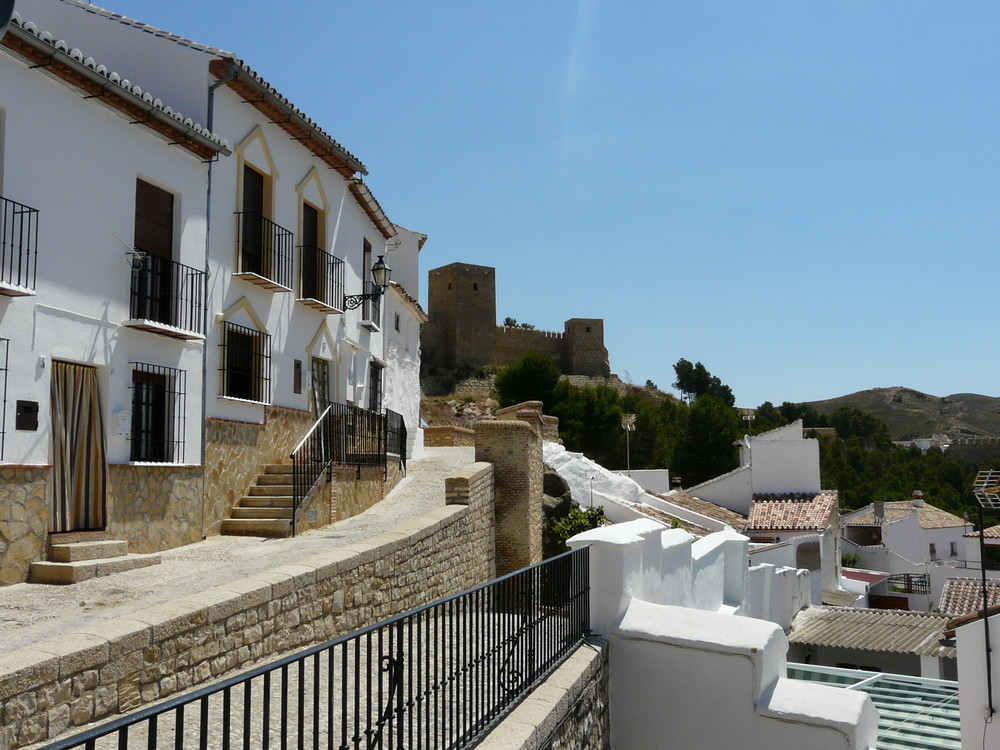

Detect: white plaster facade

[688,419,821,516]
[955,611,1000,749]
[567,520,877,750]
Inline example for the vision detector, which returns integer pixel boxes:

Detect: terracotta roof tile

[964,523,1000,539]
[746,492,838,531]
[939,578,1000,616]
[648,491,747,530]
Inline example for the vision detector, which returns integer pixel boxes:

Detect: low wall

[0,463,496,749]
[476,641,609,750]
[423,425,476,447]
[106,465,203,554]
[0,466,49,585]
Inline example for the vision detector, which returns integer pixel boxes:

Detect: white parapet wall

[568,520,877,750]
[956,611,1000,748]
[620,469,671,494]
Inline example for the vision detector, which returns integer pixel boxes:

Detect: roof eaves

[349,179,395,240]
[389,282,428,323]
[5,16,230,160]
[211,57,367,178]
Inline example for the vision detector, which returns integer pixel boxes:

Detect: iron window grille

[129,363,186,463]
[0,338,7,460]
[0,195,39,292]
[367,362,383,413]
[220,322,271,403]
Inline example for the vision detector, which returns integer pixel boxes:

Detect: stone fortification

[422,262,610,377]
[0,463,495,749]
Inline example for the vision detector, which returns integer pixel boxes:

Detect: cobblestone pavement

[0,447,476,653]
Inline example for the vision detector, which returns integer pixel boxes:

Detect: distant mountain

[804,387,1000,441]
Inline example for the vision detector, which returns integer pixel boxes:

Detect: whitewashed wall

[957,613,1000,749]
[0,44,209,466]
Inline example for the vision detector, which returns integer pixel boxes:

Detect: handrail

[292,404,333,456]
[289,404,334,537]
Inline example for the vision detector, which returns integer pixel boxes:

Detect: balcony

[233,211,293,292]
[296,245,344,314]
[0,195,39,296]
[360,280,381,331]
[124,255,206,339]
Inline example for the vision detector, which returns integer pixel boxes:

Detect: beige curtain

[51,362,106,532]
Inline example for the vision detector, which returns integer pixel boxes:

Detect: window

[368,362,383,413]
[130,363,186,462]
[132,180,175,325]
[950,541,958,557]
[929,543,938,561]
[221,321,271,403]
[394,313,400,332]
[473,283,478,291]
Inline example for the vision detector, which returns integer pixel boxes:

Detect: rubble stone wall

[106,466,203,554]
[0,466,49,586]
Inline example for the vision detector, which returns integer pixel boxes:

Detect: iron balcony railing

[0,195,39,291]
[886,573,931,595]
[235,211,293,290]
[298,245,345,311]
[130,255,206,335]
[290,402,387,535]
[42,547,591,750]
[361,280,381,327]
[386,408,407,474]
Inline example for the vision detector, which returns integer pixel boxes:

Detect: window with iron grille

[220,321,271,403]
[130,363,186,462]
[367,362,383,413]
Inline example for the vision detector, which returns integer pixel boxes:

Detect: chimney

[873,501,885,524]
[911,490,925,508]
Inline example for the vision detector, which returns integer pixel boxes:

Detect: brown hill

[805,387,1000,441]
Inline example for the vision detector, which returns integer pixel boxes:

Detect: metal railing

[886,573,931,595]
[130,255,206,334]
[298,245,345,311]
[361,280,381,327]
[235,211,293,289]
[290,402,387,535]
[42,548,590,750]
[0,195,39,291]
[386,409,407,474]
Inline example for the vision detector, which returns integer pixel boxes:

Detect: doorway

[50,361,107,532]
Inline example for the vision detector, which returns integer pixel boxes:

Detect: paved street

[0,447,476,653]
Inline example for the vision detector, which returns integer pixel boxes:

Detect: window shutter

[134,179,174,259]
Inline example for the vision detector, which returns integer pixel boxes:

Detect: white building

[0,0,425,584]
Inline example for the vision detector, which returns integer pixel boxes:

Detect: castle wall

[564,319,610,377]
[494,327,564,367]
[423,263,497,369]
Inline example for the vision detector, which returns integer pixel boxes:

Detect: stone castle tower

[422,262,610,377]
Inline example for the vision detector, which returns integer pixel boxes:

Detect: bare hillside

[805,387,1000,440]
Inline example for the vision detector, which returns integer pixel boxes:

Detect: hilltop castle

[421,262,610,377]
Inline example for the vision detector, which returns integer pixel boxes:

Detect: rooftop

[789,606,956,659]
[649,491,747,530]
[963,523,1000,539]
[939,578,1000,617]
[845,501,967,530]
[746,491,838,532]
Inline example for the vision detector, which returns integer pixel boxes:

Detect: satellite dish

[0,0,16,40]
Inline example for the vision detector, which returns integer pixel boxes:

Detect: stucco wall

[0,462,495,749]
[0,466,49,585]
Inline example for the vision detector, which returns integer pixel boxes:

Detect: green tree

[493,352,561,408]
[549,505,607,553]
[672,394,740,485]
[672,359,735,406]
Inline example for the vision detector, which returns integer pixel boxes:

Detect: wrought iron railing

[129,255,206,335]
[298,245,345,311]
[0,195,39,291]
[41,548,590,750]
[290,402,387,535]
[234,211,293,289]
[887,573,931,595]
[361,280,381,327]
[386,408,407,473]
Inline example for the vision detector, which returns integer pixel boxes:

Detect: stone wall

[494,327,564,368]
[476,420,542,576]
[0,462,495,749]
[0,466,49,585]
[106,465,203,554]
[203,406,315,536]
[476,641,610,750]
[423,425,476,447]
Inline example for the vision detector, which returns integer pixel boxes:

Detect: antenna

[111,232,146,270]
[0,0,15,40]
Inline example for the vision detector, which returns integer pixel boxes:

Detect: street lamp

[343,255,392,310]
[972,470,1000,717]
[621,413,636,478]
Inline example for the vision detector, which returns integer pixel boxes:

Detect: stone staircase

[221,464,296,538]
[30,531,161,584]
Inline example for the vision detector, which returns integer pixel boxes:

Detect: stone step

[240,495,294,508]
[263,464,294,475]
[248,484,293,496]
[256,474,295,486]
[29,553,161,585]
[231,506,293,520]
[220,518,292,538]
[47,530,109,545]
[49,540,128,562]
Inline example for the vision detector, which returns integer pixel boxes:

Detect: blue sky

[78,0,1000,406]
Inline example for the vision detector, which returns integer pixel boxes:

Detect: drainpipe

[198,60,237,539]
